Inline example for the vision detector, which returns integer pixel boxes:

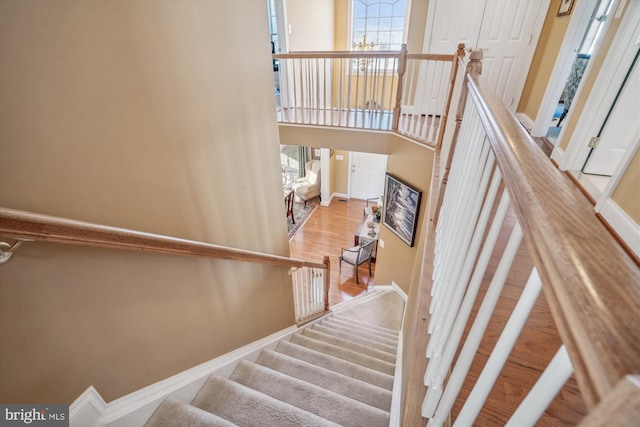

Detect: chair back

[305,160,321,185]
[358,240,375,263]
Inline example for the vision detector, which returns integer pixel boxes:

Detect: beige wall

[0,0,292,403]
[279,125,392,154]
[374,138,434,292]
[287,0,335,51]
[517,0,572,121]
[612,148,640,223]
[333,150,350,195]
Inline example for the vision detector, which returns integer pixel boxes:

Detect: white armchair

[292,160,321,206]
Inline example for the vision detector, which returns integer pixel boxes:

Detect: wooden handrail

[465,72,640,408]
[273,51,456,62]
[0,207,327,270]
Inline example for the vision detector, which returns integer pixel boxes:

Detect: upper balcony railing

[273,45,464,148]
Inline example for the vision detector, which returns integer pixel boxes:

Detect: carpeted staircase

[144,290,404,427]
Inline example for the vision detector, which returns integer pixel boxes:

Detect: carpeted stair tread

[317,320,399,347]
[230,360,390,427]
[191,376,340,427]
[331,313,400,335]
[301,329,396,363]
[256,349,392,411]
[331,290,385,311]
[275,340,394,390]
[333,291,405,330]
[311,324,398,354]
[322,317,399,342]
[290,334,395,375]
[144,397,238,427]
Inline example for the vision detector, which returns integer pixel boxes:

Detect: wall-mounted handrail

[0,207,326,270]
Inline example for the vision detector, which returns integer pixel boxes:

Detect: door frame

[422,0,549,112]
[555,0,640,174]
[530,0,600,137]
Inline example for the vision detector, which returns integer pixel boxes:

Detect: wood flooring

[288,197,375,307]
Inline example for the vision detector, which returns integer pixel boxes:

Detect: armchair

[292,160,321,207]
[339,240,375,285]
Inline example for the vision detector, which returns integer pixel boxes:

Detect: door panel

[424,0,485,54]
[350,152,388,200]
[477,0,542,109]
[583,56,640,175]
[423,0,547,112]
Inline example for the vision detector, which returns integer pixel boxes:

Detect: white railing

[413,51,640,426]
[291,257,330,325]
[273,46,463,147]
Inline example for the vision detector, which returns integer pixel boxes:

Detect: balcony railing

[273,45,464,148]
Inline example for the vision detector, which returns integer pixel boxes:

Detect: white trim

[560,0,640,171]
[595,127,640,210]
[320,148,331,207]
[551,146,566,168]
[516,113,534,133]
[94,325,298,427]
[531,0,599,136]
[389,329,404,427]
[332,192,349,200]
[70,386,107,427]
[598,199,640,258]
[391,281,408,302]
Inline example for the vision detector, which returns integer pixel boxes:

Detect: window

[351,0,408,51]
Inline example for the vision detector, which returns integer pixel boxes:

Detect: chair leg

[355,265,359,285]
[304,200,307,207]
[339,257,342,274]
[368,259,372,276]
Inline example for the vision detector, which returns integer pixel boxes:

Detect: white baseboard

[389,330,403,427]
[374,282,408,303]
[550,146,565,168]
[71,325,299,427]
[597,199,640,258]
[516,113,534,133]
[70,386,107,427]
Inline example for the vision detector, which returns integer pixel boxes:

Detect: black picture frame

[382,174,422,247]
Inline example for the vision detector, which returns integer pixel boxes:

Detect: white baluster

[423,190,511,413]
[454,268,543,426]
[506,346,573,427]
[427,222,524,426]
[427,157,498,357]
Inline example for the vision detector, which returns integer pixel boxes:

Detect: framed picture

[557,0,575,16]
[382,174,422,247]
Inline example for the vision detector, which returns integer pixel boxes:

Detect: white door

[350,152,388,200]
[583,54,640,175]
[423,0,548,111]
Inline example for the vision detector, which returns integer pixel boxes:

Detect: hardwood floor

[288,197,375,307]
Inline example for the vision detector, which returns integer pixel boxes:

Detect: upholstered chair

[339,240,375,285]
[292,160,321,206]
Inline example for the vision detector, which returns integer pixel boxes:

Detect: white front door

[423,0,549,111]
[350,152,388,200]
[583,54,640,175]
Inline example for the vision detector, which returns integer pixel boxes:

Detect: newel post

[323,255,330,312]
[434,49,483,225]
[392,44,408,131]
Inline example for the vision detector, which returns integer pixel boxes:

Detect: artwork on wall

[382,174,422,247]
[557,0,575,16]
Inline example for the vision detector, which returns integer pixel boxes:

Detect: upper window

[351,0,408,51]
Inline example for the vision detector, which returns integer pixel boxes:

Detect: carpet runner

[144,289,404,427]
